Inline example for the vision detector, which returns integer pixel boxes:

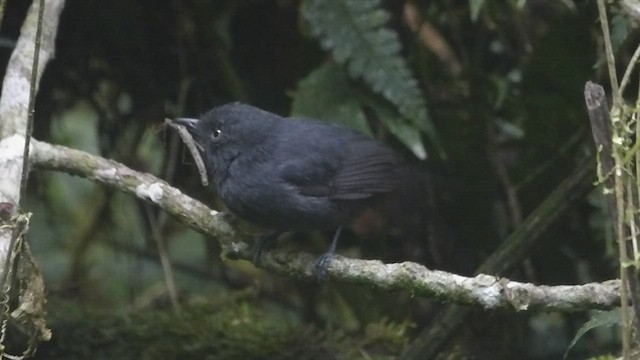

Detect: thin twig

[620,43,640,95]
[0,0,7,30]
[145,206,182,315]
[596,2,633,356]
[597,0,622,107]
[18,0,45,204]
[164,119,209,186]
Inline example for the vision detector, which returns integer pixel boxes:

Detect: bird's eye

[210,129,222,141]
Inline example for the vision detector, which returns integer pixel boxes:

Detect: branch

[0,0,65,217]
[0,0,66,352]
[0,0,64,137]
[402,152,598,359]
[585,81,640,337]
[30,139,620,311]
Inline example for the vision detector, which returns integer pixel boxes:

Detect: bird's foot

[313,251,334,281]
[313,227,342,281]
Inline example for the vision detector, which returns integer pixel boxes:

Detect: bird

[173,102,402,278]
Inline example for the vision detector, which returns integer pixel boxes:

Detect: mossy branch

[25,138,619,312]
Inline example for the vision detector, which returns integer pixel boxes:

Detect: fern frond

[290,63,428,158]
[290,63,371,136]
[301,0,441,158]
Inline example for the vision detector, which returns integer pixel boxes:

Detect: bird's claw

[314,252,334,281]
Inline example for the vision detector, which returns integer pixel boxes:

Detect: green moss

[32,294,409,360]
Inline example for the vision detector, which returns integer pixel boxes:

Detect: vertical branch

[0,0,66,286]
[635,74,640,246]
[19,0,46,203]
[585,81,640,358]
[1,0,46,321]
[596,0,622,107]
[0,0,67,355]
[613,108,632,360]
[0,1,65,137]
[595,1,640,357]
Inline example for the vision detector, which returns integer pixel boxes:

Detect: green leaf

[469,0,486,22]
[290,62,371,135]
[611,13,629,52]
[290,62,427,159]
[564,309,621,359]
[301,0,441,159]
[364,99,427,160]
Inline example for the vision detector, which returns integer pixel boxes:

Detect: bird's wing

[280,136,400,200]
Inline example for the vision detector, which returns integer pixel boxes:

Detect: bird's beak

[172,117,199,133]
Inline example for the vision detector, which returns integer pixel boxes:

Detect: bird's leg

[252,231,282,265]
[314,226,343,280]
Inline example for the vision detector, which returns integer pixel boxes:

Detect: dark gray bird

[174,103,402,278]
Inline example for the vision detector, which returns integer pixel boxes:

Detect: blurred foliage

[291,62,372,135]
[32,292,410,360]
[301,0,435,158]
[565,309,621,359]
[0,0,633,358]
[291,62,427,158]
